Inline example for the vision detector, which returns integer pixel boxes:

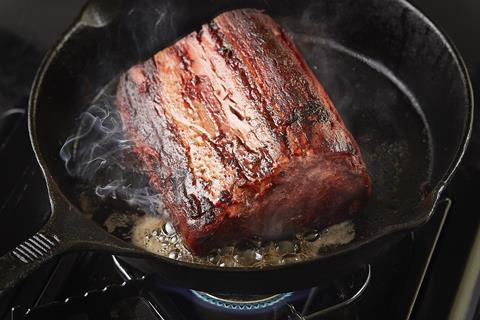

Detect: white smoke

[60,96,164,215]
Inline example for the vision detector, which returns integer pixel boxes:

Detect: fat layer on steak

[116,9,371,255]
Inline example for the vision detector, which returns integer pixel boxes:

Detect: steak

[116,9,371,255]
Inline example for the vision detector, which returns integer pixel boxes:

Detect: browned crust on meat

[116,9,371,254]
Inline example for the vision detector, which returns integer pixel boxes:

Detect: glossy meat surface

[116,9,371,254]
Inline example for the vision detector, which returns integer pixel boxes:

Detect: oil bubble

[163,222,175,236]
[168,249,180,259]
[304,231,320,242]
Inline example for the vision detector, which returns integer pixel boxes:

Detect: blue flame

[191,291,292,311]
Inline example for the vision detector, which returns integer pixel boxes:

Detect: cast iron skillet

[0,0,473,295]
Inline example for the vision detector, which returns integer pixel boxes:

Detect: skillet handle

[0,223,68,298]
[0,201,142,298]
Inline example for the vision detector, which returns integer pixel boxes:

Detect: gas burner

[191,290,293,311]
[189,290,301,320]
[111,255,372,319]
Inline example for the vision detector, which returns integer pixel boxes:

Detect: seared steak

[116,9,371,255]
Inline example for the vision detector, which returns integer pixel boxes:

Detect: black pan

[0,0,473,295]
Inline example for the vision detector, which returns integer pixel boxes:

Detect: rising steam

[60,96,164,215]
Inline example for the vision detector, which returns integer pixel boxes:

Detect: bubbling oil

[123,214,355,268]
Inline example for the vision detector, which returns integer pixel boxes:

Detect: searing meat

[116,9,371,255]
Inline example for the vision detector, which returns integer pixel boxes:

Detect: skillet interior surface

[29,0,472,292]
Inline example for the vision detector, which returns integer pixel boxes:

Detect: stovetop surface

[0,1,479,319]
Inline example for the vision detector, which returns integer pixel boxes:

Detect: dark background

[0,0,479,66]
